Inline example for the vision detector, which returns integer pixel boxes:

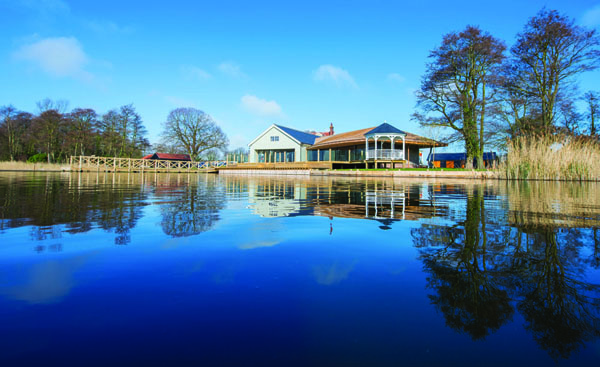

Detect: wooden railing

[366,149,404,160]
[70,156,230,172]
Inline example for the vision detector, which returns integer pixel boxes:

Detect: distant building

[141,153,191,161]
[427,152,498,168]
[248,122,446,168]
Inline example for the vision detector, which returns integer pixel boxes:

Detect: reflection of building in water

[365,190,405,220]
[224,176,448,224]
[248,180,311,218]
[312,181,447,224]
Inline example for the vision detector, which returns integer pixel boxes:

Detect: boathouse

[427,152,498,168]
[141,153,191,161]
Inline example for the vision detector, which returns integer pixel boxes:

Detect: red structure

[141,153,191,161]
[320,123,335,137]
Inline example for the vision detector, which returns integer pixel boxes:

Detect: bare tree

[414,26,505,168]
[511,9,600,132]
[556,98,582,135]
[36,98,68,114]
[160,108,228,161]
[33,99,69,163]
[67,108,97,156]
[584,91,600,138]
[0,106,32,161]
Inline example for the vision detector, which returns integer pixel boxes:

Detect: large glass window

[307,150,318,161]
[351,147,365,161]
[332,149,348,161]
[319,150,329,161]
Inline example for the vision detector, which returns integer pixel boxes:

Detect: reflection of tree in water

[159,179,226,237]
[516,227,600,360]
[413,187,513,340]
[0,174,148,245]
[587,228,600,269]
[411,185,600,359]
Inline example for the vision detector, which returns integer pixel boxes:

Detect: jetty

[70,156,228,173]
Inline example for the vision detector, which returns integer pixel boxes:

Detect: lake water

[0,172,599,366]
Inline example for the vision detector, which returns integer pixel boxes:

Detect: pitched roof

[274,124,318,145]
[309,127,447,149]
[366,123,406,135]
[427,152,497,161]
[155,153,191,160]
[142,153,192,161]
[310,127,376,149]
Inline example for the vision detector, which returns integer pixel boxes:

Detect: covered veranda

[306,123,413,168]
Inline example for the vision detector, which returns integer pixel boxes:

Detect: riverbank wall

[311,169,498,179]
[0,162,70,172]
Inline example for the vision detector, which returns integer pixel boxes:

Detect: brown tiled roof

[308,127,446,149]
[155,153,191,161]
[142,153,192,161]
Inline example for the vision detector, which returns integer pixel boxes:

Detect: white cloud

[387,73,406,83]
[13,37,92,81]
[218,61,245,78]
[181,65,212,80]
[582,5,600,27]
[313,64,358,88]
[241,95,282,117]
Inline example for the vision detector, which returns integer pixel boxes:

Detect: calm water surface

[0,172,599,366]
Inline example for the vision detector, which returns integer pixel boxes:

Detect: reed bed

[500,135,600,181]
[0,161,67,171]
[503,180,600,228]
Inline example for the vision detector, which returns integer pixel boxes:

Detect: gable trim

[248,124,302,147]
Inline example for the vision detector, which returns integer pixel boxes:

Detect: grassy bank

[501,135,600,181]
[0,161,67,172]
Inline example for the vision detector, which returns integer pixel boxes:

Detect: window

[270,136,279,142]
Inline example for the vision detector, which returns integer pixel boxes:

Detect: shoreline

[1,166,598,181]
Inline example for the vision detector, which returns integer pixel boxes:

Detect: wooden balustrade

[70,156,227,173]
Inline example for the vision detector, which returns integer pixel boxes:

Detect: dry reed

[500,135,600,181]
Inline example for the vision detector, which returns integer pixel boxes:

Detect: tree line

[414,9,600,168]
[0,99,150,163]
[0,101,236,163]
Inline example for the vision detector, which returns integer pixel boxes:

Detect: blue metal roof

[275,124,318,145]
[427,152,498,162]
[366,123,406,135]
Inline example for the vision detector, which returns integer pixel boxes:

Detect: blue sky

[2,0,600,150]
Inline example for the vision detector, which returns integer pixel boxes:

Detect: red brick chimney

[329,123,334,135]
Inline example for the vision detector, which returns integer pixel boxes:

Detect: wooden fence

[70,156,230,173]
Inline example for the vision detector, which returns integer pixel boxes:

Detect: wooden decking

[69,156,413,173]
[70,156,229,173]
[219,161,333,170]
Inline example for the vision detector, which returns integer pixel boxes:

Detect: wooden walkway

[70,156,340,173]
[219,161,332,170]
[70,156,230,173]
